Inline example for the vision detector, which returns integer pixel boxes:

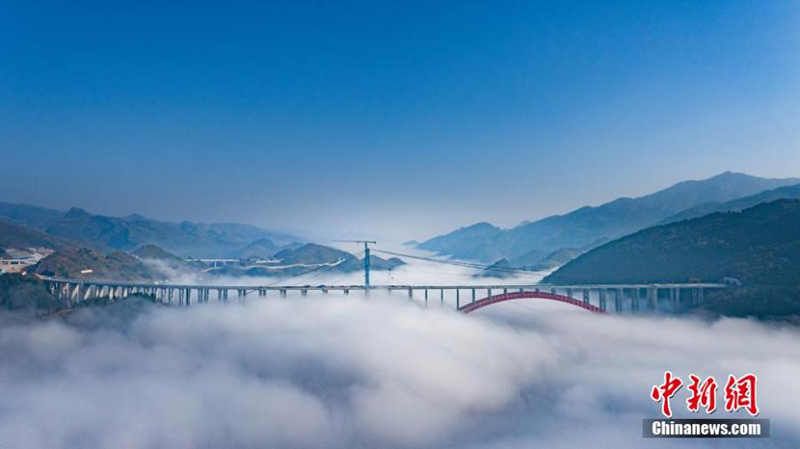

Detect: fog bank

[0,294,799,448]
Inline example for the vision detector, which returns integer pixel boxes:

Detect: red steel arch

[459,290,606,314]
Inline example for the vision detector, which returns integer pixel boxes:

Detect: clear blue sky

[1,1,799,239]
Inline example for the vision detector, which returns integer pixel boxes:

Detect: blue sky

[1,1,799,239]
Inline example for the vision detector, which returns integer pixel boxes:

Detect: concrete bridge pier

[615,288,623,312]
[424,289,428,306]
[58,283,68,305]
[691,288,701,304]
[440,289,444,306]
[648,287,658,312]
[455,289,460,308]
[582,288,590,305]
[599,289,607,311]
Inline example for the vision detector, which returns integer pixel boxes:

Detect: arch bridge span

[39,277,727,314]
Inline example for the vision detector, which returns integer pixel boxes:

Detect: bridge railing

[38,275,727,313]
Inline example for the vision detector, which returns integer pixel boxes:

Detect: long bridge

[40,277,727,314]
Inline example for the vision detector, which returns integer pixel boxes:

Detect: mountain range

[658,182,800,225]
[417,172,800,266]
[209,243,404,278]
[543,199,800,317]
[0,204,404,282]
[0,203,303,258]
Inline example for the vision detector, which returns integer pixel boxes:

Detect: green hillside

[544,200,800,317]
[0,220,72,252]
[44,207,302,258]
[545,199,800,285]
[36,248,160,281]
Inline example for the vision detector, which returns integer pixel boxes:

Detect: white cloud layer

[0,293,799,449]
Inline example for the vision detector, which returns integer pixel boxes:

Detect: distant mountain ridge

[211,243,405,277]
[417,222,501,255]
[544,199,800,286]
[0,202,64,230]
[416,172,800,264]
[659,182,800,225]
[0,204,408,288]
[0,202,303,258]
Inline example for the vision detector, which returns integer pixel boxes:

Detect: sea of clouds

[1,253,799,448]
[1,295,799,448]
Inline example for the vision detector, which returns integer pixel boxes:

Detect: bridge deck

[38,276,727,291]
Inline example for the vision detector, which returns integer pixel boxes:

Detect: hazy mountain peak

[462,222,499,231]
[65,206,91,216]
[418,172,800,263]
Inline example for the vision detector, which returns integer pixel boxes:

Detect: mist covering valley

[2,258,800,448]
